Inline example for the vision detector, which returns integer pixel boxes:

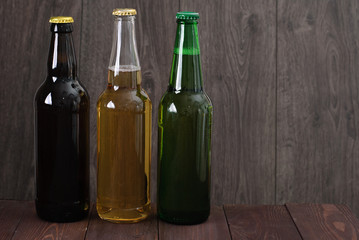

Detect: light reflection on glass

[45,93,52,105]
[168,103,177,113]
[175,24,185,91]
[52,34,58,70]
[107,101,115,109]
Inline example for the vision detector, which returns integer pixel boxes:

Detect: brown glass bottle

[34,17,90,222]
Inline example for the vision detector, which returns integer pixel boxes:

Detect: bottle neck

[108,16,140,88]
[47,23,76,79]
[169,20,202,92]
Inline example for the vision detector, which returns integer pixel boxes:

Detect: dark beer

[34,16,89,222]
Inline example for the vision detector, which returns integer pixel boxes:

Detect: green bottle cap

[176,12,199,20]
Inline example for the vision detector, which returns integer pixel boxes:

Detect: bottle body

[35,18,89,222]
[97,68,151,223]
[158,90,212,224]
[96,10,152,223]
[158,13,213,225]
[35,77,90,222]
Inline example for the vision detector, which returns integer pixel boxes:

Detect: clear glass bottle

[157,12,213,225]
[34,16,90,222]
[96,9,152,223]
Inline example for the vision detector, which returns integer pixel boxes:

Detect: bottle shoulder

[159,90,212,114]
[97,86,151,112]
[35,77,89,111]
[76,79,90,96]
[160,90,212,106]
[36,77,89,97]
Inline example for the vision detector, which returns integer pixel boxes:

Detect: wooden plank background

[277,0,359,214]
[0,0,358,216]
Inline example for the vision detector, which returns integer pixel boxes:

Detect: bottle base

[97,202,151,223]
[158,209,209,225]
[35,200,89,223]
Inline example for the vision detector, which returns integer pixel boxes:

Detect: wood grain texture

[336,204,359,229]
[224,204,301,240]
[11,201,90,240]
[1,0,359,218]
[286,203,359,240]
[0,0,82,200]
[344,0,359,219]
[2,201,359,239]
[79,0,179,202]
[159,206,231,240]
[277,0,359,215]
[0,200,26,240]
[85,204,158,240]
[180,0,276,205]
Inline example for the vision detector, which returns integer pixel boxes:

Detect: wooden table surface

[1,200,359,240]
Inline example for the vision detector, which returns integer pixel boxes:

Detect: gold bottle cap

[112,8,137,16]
[49,16,74,23]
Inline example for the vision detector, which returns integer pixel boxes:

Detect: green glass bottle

[157,12,213,225]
